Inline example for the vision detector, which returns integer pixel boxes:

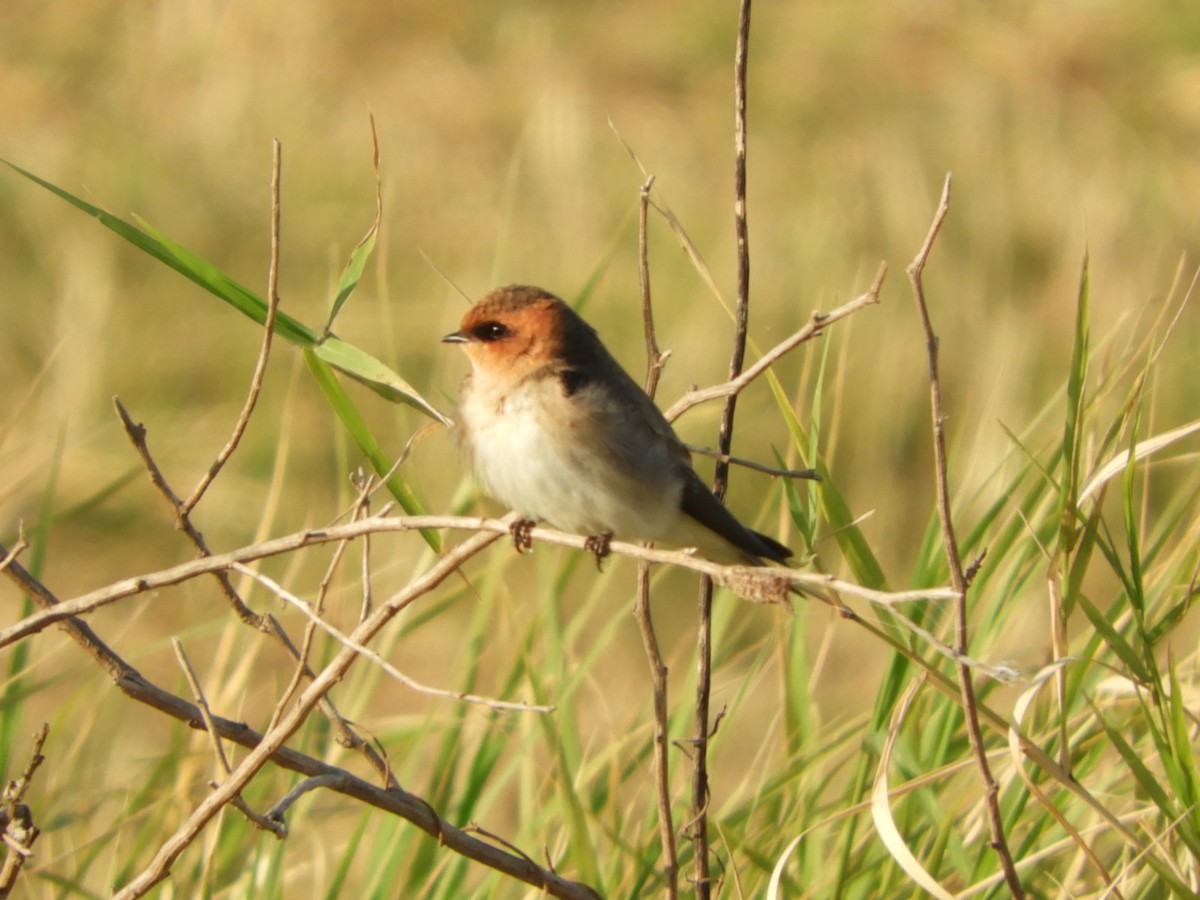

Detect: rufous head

[442,285,594,377]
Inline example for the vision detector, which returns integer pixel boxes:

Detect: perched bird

[442,284,793,566]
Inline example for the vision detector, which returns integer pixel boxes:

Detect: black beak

[441,331,469,344]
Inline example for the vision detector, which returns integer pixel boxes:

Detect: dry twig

[172,639,286,837]
[0,520,969,651]
[663,263,887,423]
[633,170,680,899]
[907,173,1024,897]
[690,4,753,893]
[110,529,509,898]
[180,139,283,515]
[0,723,48,896]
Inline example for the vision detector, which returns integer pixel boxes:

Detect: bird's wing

[677,468,793,564]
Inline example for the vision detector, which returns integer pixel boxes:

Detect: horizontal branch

[0,512,954,651]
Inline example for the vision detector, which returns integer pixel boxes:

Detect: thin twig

[181,139,283,515]
[0,532,26,574]
[172,639,285,837]
[172,639,235,776]
[691,4,753,893]
[113,397,395,783]
[640,175,671,398]
[231,562,553,713]
[907,172,1024,897]
[264,773,352,834]
[0,723,48,894]
[266,472,375,736]
[0,539,1153,892]
[634,171,679,899]
[109,146,394,784]
[683,444,818,480]
[113,397,264,628]
[664,262,886,423]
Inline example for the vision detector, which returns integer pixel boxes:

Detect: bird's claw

[510,518,536,554]
[584,532,613,570]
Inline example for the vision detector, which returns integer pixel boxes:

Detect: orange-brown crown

[442,285,598,375]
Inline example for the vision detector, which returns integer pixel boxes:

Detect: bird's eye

[472,321,510,342]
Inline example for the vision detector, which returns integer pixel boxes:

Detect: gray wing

[563,357,792,565]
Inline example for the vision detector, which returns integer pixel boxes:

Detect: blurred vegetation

[1,1,1199,897]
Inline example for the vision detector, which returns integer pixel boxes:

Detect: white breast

[459,375,681,541]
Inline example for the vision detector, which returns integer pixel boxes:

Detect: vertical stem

[635,174,678,898]
[907,174,1025,898]
[692,2,752,895]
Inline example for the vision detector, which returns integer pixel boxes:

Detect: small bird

[442,284,793,566]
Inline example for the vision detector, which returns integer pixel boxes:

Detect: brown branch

[0,533,26,575]
[172,639,286,838]
[113,399,396,783]
[231,562,552,712]
[266,473,373,735]
[683,444,818,480]
[639,175,670,399]
[691,4,753,893]
[634,171,679,899]
[663,262,886,423]
[0,520,962,652]
[633,572,677,899]
[264,774,352,834]
[108,145,394,782]
[907,173,1024,897]
[0,723,48,895]
[180,139,282,516]
[113,397,264,629]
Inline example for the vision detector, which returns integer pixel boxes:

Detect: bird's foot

[584,532,614,570]
[510,518,536,554]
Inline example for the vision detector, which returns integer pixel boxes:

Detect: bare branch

[907,172,1024,897]
[172,639,286,838]
[114,395,396,782]
[264,774,352,834]
[0,520,962,650]
[0,723,48,893]
[663,262,886,423]
[684,444,818,480]
[180,139,283,515]
[111,528,519,898]
[639,175,671,398]
[0,531,26,574]
[634,168,679,898]
[691,3,755,891]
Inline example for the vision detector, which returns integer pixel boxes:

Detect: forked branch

[907,173,1024,898]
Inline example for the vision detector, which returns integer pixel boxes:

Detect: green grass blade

[1057,251,1090,553]
[4,158,451,427]
[311,336,451,426]
[324,128,382,332]
[2,158,316,343]
[1166,653,1200,852]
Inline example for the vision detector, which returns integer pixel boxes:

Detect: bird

[442,284,794,567]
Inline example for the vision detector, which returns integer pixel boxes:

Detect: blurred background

[2,1,1199,894]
